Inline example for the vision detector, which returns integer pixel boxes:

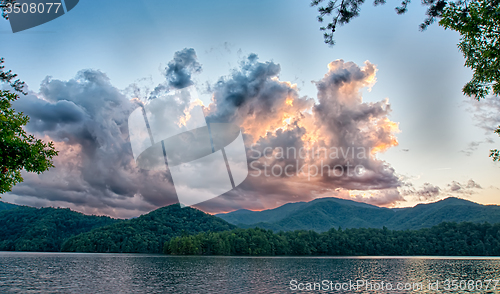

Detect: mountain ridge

[0,200,20,211]
[216,197,500,231]
[0,205,119,251]
[61,204,236,253]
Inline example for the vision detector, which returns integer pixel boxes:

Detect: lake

[0,252,499,293]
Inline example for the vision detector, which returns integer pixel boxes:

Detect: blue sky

[1,0,498,217]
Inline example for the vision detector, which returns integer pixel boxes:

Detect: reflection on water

[0,252,499,293]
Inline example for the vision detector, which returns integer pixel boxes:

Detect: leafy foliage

[0,58,58,194]
[491,127,500,161]
[0,206,119,251]
[311,0,367,46]
[438,0,500,160]
[167,222,500,256]
[440,0,500,99]
[0,0,15,20]
[166,228,290,255]
[61,204,236,253]
[311,1,500,160]
[311,0,453,45]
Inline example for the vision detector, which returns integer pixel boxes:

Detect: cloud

[9,63,193,218]
[460,140,482,156]
[469,96,500,134]
[462,95,500,157]
[460,139,497,156]
[200,56,402,211]
[402,182,441,201]
[12,95,86,132]
[447,179,482,194]
[348,188,405,207]
[400,179,483,204]
[6,51,405,216]
[164,48,202,89]
[466,179,482,189]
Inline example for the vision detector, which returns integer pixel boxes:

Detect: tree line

[165,222,500,256]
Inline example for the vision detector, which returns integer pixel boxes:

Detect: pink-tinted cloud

[7,50,404,217]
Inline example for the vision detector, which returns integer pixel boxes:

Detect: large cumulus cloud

[6,49,408,216]
[200,56,403,211]
[8,67,192,218]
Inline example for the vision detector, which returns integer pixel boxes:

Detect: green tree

[491,129,500,161]
[0,58,58,194]
[439,0,500,99]
[167,222,500,256]
[310,0,446,46]
[439,1,500,161]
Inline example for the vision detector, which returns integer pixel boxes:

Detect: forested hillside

[61,204,236,253]
[0,206,119,251]
[4,197,500,254]
[0,201,18,211]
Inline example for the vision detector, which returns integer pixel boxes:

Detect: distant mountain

[216,197,500,232]
[4,197,498,253]
[0,206,119,251]
[0,201,19,211]
[61,204,236,253]
[217,201,311,225]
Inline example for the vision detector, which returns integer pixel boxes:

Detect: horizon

[0,0,498,218]
[0,195,492,219]
[1,1,499,291]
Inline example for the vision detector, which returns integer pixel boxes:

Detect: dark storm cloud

[13,94,86,132]
[199,56,403,211]
[6,51,407,216]
[205,53,305,126]
[5,49,209,217]
[8,69,184,218]
[164,48,202,89]
[6,49,209,217]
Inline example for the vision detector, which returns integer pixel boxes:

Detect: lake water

[0,253,499,293]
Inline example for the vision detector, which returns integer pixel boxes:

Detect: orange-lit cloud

[200,56,403,213]
[8,50,405,217]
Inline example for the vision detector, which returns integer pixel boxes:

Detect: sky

[0,0,498,218]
